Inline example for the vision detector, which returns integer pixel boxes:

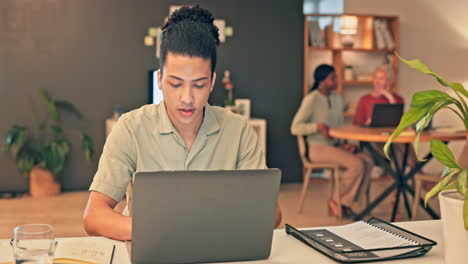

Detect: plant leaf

[50,125,65,140]
[37,123,46,132]
[411,90,451,108]
[16,155,35,176]
[55,100,83,120]
[39,88,60,121]
[3,126,29,158]
[38,88,50,103]
[415,100,452,132]
[441,166,453,177]
[80,132,94,161]
[456,170,467,197]
[46,101,59,122]
[43,142,67,179]
[413,100,454,158]
[412,132,423,160]
[397,54,468,98]
[449,83,468,98]
[425,168,460,206]
[430,139,460,168]
[384,106,430,159]
[441,181,457,191]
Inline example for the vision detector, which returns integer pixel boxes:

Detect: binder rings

[286,217,436,263]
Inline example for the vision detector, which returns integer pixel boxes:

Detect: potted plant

[384,55,467,264]
[2,88,94,197]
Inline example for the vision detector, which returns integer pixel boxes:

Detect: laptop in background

[131,169,281,264]
[369,103,404,128]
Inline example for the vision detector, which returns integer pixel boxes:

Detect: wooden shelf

[309,47,396,53]
[305,13,399,19]
[303,14,399,96]
[343,80,373,85]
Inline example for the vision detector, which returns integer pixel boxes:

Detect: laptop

[131,169,281,264]
[369,103,404,128]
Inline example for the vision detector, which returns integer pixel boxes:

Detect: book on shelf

[286,217,436,263]
[380,19,395,49]
[373,19,394,49]
[0,238,115,264]
[373,19,385,49]
[309,20,325,48]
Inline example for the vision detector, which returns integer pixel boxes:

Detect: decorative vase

[439,190,467,264]
[29,166,61,197]
[438,135,467,264]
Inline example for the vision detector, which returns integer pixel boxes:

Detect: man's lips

[179,108,194,117]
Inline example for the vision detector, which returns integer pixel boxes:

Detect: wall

[346,0,468,172]
[0,0,304,192]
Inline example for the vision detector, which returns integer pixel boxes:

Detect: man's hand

[317,123,331,138]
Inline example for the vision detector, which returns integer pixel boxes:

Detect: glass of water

[11,224,55,264]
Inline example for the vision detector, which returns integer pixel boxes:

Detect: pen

[109,244,116,264]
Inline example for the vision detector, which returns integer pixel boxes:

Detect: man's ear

[210,72,217,92]
[157,69,163,90]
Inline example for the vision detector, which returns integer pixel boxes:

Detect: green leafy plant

[384,54,468,229]
[2,88,94,183]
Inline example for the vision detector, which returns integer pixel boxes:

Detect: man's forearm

[83,207,132,241]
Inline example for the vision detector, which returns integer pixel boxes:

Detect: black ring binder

[285,217,437,263]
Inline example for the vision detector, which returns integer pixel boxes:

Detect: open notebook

[286,217,436,263]
[0,238,115,264]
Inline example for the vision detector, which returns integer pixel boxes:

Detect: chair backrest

[297,136,310,165]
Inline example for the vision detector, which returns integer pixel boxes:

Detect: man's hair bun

[162,5,220,46]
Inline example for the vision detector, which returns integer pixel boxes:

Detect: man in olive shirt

[83,6,282,241]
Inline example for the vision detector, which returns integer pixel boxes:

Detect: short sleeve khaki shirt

[89,102,265,215]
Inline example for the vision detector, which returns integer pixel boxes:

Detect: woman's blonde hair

[373,64,394,90]
[374,64,394,82]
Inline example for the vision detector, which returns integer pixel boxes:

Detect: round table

[329,126,466,221]
[329,126,466,143]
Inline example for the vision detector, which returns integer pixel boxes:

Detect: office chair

[296,136,342,219]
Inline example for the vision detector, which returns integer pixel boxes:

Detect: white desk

[1,220,441,264]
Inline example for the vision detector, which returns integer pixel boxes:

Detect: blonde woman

[353,64,403,126]
[354,64,419,178]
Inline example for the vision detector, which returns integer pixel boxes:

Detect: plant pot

[29,167,61,197]
[439,190,468,264]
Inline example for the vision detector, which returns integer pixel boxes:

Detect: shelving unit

[303,14,399,115]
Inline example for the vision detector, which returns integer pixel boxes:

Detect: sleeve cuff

[89,180,127,203]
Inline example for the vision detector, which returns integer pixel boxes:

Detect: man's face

[373,71,390,91]
[158,52,216,130]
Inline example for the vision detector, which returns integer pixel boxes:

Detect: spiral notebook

[286,217,436,263]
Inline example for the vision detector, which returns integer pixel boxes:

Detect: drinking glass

[11,224,55,264]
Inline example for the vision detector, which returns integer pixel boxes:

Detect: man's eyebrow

[192,77,209,82]
[168,75,184,81]
[167,76,209,82]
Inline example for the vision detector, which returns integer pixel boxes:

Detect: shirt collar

[158,101,176,134]
[158,102,220,136]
